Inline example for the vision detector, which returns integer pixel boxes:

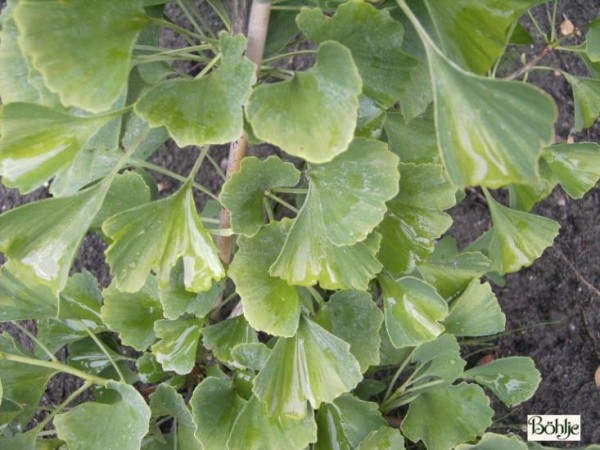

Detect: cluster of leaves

[0,0,599,449]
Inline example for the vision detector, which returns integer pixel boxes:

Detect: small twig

[552,248,600,298]
[505,45,553,80]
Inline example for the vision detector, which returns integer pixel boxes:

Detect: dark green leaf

[0,264,57,321]
[586,15,600,62]
[297,0,417,107]
[401,383,493,450]
[231,343,271,371]
[358,427,406,450]
[203,316,258,363]
[316,290,383,372]
[149,384,199,450]
[410,334,466,386]
[384,107,440,164]
[564,73,600,131]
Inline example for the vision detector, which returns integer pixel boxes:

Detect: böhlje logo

[527,415,581,441]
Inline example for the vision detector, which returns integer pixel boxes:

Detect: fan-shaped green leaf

[228,396,317,450]
[0,0,58,105]
[315,394,385,449]
[358,427,406,450]
[543,142,600,199]
[381,276,448,349]
[91,171,152,230]
[67,337,132,379]
[220,156,301,236]
[0,182,108,294]
[136,34,255,147]
[159,261,221,320]
[455,433,528,450]
[564,74,600,131]
[423,0,542,74]
[443,280,505,337]
[378,163,455,275]
[417,237,492,299]
[316,290,383,372]
[508,160,557,212]
[410,334,466,386]
[0,333,57,426]
[463,356,541,407]
[229,221,301,337]
[14,0,148,113]
[253,317,362,417]
[297,0,417,107]
[247,41,362,163]
[0,264,57,321]
[104,181,225,293]
[203,316,258,363]
[422,37,556,188]
[384,108,439,164]
[0,428,38,449]
[401,383,493,450]
[190,377,245,450]
[587,15,600,62]
[0,103,114,193]
[151,318,203,375]
[305,138,399,246]
[54,381,150,450]
[149,384,199,450]
[101,277,163,351]
[231,343,271,371]
[485,191,560,274]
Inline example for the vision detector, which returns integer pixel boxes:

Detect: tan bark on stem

[218,0,272,265]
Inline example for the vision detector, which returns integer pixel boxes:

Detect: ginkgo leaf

[315,290,383,372]
[443,280,505,337]
[587,15,600,62]
[302,138,399,246]
[463,357,541,407]
[401,383,493,450]
[0,264,57,321]
[103,181,225,293]
[101,277,163,351]
[136,34,256,147]
[380,275,448,349]
[508,159,556,212]
[203,316,258,363]
[220,156,301,237]
[455,433,528,450]
[418,30,557,187]
[14,0,148,113]
[0,103,114,193]
[159,261,221,320]
[297,0,417,107]
[0,182,108,294]
[384,108,440,164]
[247,41,362,163]
[543,143,600,199]
[358,427,406,450]
[417,236,492,299]
[564,73,600,131]
[229,221,301,337]
[485,191,560,274]
[231,343,271,371]
[0,0,58,105]
[378,163,455,275]
[410,334,466,386]
[151,318,203,375]
[253,316,362,417]
[190,377,246,450]
[228,396,317,450]
[315,394,386,449]
[0,333,57,426]
[149,384,199,450]
[422,0,542,74]
[54,381,150,450]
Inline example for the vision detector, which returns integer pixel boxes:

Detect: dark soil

[0,0,599,447]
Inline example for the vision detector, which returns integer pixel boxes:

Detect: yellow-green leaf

[247,41,362,163]
[14,0,148,113]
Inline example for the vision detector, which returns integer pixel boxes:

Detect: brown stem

[218,0,272,265]
[504,45,553,81]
